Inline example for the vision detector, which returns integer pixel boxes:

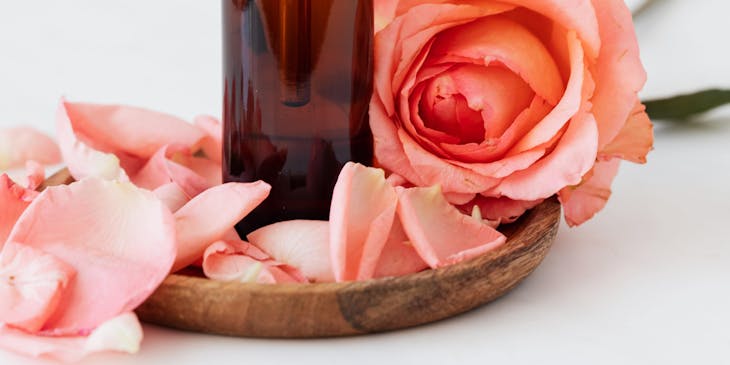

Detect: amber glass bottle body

[223,0,374,234]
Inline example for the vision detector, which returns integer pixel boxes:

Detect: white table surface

[1,1,728,364]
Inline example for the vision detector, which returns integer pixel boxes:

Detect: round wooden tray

[42,170,561,338]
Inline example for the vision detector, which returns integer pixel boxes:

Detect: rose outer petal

[600,102,654,164]
[559,158,621,227]
[589,0,648,149]
[6,178,177,335]
[0,127,61,171]
[397,185,506,268]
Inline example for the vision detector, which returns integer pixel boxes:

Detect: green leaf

[643,89,730,120]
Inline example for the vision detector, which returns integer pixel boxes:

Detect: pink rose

[371,0,654,225]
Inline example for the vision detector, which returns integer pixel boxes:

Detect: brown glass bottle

[223,0,374,234]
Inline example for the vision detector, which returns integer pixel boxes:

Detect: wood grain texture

[43,169,561,338]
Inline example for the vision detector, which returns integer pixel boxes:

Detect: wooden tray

[42,170,561,338]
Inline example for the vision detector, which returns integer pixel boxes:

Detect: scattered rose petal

[0,127,61,171]
[57,100,129,181]
[397,185,507,268]
[202,240,306,284]
[373,217,429,278]
[153,182,191,213]
[193,115,223,163]
[61,101,205,160]
[0,174,37,248]
[248,220,333,283]
[132,145,210,198]
[172,181,271,272]
[6,178,177,335]
[330,163,398,282]
[0,243,75,333]
[0,312,142,363]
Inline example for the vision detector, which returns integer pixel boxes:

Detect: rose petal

[374,2,514,115]
[375,0,397,33]
[490,110,599,201]
[559,159,621,226]
[172,182,271,272]
[56,101,129,182]
[397,185,506,268]
[153,183,191,213]
[465,196,543,225]
[6,178,177,334]
[131,145,210,198]
[193,115,223,164]
[427,16,563,106]
[61,101,205,160]
[390,0,602,58]
[248,220,333,283]
[202,240,306,284]
[589,0,648,149]
[0,174,37,248]
[507,31,588,155]
[330,163,398,282]
[0,127,61,171]
[600,103,654,164]
[0,312,142,363]
[373,216,429,278]
[0,243,75,333]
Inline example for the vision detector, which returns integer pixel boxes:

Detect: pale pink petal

[62,101,205,159]
[24,161,46,191]
[131,145,210,198]
[248,220,333,283]
[0,243,75,333]
[6,178,176,335]
[153,183,191,213]
[56,101,129,181]
[202,240,306,284]
[330,163,398,282]
[373,217,429,278]
[193,115,223,164]
[559,159,621,227]
[0,312,142,363]
[600,103,654,164]
[0,174,37,248]
[590,0,648,149]
[172,182,271,272]
[0,127,61,171]
[182,156,223,187]
[397,185,506,268]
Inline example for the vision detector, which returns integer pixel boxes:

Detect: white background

[1,1,729,364]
